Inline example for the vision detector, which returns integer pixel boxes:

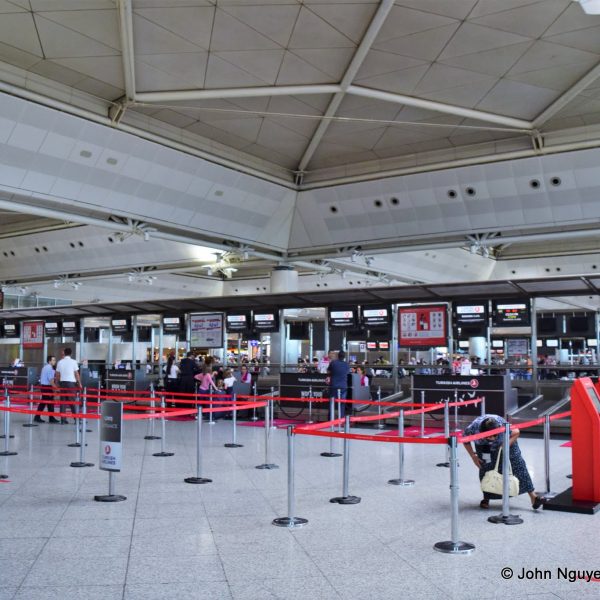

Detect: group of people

[33,348,82,424]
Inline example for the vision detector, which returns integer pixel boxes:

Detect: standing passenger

[36,355,59,424]
[55,348,81,425]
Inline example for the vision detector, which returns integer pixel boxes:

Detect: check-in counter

[0,366,39,388]
[105,369,155,393]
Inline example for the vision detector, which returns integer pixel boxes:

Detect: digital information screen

[62,321,79,336]
[253,312,279,332]
[329,308,356,329]
[163,316,182,333]
[454,303,488,326]
[378,341,389,350]
[546,339,559,348]
[399,305,447,347]
[2,323,18,338]
[587,385,600,412]
[367,342,377,350]
[492,300,530,327]
[44,322,60,336]
[362,306,390,328]
[111,318,130,334]
[492,340,504,349]
[226,313,250,333]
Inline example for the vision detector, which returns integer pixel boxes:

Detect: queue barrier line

[294,428,448,444]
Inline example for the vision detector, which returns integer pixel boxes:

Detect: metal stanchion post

[320,395,342,457]
[420,390,425,437]
[273,426,308,528]
[337,389,342,431]
[256,400,279,470]
[388,410,415,486]
[481,396,486,416]
[94,471,127,503]
[153,396,174,457]
[308,385,313,424]
[71,395,93,468]
[23,385,37,428]
[224,393,243,448]
[453,389,459,432]
[542,414,556,499]
[0,394,17,456]
[434,436,475,554]
[251,383,259,421]
[436,399,451,467]
[68,391,82,448]
[185,407,212,484]
[270,387,277,429]
[0,388,13,440]
[208,390,215,425]
[376,386,385,430]
[84,387,92,432]
[330,415,361,504]
[488,423,523,525]
[144,388,161,440]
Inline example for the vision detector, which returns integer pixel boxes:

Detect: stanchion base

[434,541,475,555]
[251,417,259,422]
[487,513,523,525]
[330,495,361,504]
[86,429,92,433]
[0,435,14,439]
[67,443,82,448]
[22,423,37,428]
[208,421,216,426]
[152,452,174,457]
[388,478,415,486]
[94,494,127,503]
[272,516,308,528]
[224,443,243,448]
[256,463,279,470]
[70,461,94,468]
[320,452,342,457]
[184,476,212,484]
[436,462,450,468]
[0,451,17,456]
[0,474,7,479]
[144,435,161,440]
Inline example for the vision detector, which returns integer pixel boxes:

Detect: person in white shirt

[55,348,81,424]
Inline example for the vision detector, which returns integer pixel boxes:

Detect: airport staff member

[35,355,59,424]
[328,350,351,417]
[55,347,82,425]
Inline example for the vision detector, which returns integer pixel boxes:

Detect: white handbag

[480,448,519,497]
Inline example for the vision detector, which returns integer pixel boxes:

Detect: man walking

[35,355,59,423]
[55,348,81,425]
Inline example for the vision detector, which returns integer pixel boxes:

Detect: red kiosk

[545,377,600,514]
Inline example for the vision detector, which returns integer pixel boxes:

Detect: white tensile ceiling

[1,1,600,182]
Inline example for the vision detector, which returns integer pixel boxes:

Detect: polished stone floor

[0,409,595,600]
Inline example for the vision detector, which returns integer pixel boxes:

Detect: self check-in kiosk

[545,377,600,514]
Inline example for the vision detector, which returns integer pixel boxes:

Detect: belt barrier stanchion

[434,436,475,555]
[256,397,278,470]
[94,470,126,503]
[270,387,277,429]
[0,388,12,440]
[153,395,174,457]
[376,386,384,430]
[22,385,37,428]
[321,395,342,458]
[420,391,426,437]
[453,389,459,432]
[67,390,82,448]
[542,413,556,499]
[144,387,160,441]
[0,393,17,456]
[208,391,215,425]
[388,409,414,487]
[436,398,451,468]
[272,426,307,528]
[308,385,313,424]
[84,387,92,432]
[251,383,259,422]
[224,393,243,448]
[481,396,486,416]
[330,415,361,504]
[70,394,93,468]
[185,406,212,484]
[488,423,523,525]
[337,389,343,431]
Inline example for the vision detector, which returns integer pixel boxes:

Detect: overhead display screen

[362,306,390,328]
[226,312,250,333]
[328,307,356,329]
[253,311,279,332]
[566,315,595,337]
[163,316,182,333]
[537,316,560,336]
[44,322,61,336]
[367,342,377,350]
[546,339,559,348]
[378,341,389,350]
[111,318,130,334]
[492,300,530,327]
[1,322,19,338]
[454,303,488,326]
[399,305,447,347]
[62,321,79,336]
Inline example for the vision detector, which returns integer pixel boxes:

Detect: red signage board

[22,321,44,348]
[399,305,447,347]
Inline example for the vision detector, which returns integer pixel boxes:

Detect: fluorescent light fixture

[575,0,600,13]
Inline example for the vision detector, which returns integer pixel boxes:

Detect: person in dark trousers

[179,351,200,403]
[35,355,59,423]
[54,348,82,425]
[328,350,351,417]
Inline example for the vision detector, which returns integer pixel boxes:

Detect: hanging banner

[22,321,44,349]
[399,305,447,347]
[190,313,224,348]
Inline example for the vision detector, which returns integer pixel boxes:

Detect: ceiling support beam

[134,85,341,103]
[533,60,600,129]
[117,0,136,104]
[296,0,396,173]
[347,85,533,130]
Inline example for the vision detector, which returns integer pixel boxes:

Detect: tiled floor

[0,411,595,599]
